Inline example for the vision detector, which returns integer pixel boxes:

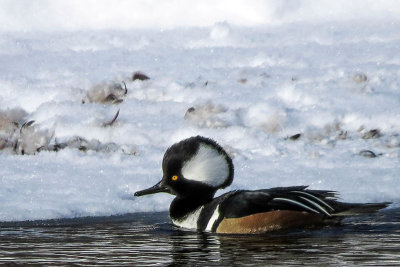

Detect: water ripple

[1,210,400,266]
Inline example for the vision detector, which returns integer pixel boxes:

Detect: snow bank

[0,2,399,221]
[1,0,400,32]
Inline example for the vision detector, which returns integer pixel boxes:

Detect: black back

[197,186,340,231]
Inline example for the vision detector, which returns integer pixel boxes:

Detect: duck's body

[135,136,390,234]
[169,186,388,234]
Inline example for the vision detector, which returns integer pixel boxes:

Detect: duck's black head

[134,136,234,199]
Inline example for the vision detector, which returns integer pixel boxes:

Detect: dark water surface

[1,209,400,266]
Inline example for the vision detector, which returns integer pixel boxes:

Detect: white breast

[172,206,204,230]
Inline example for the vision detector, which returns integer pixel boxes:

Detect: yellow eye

[172,175,178,181]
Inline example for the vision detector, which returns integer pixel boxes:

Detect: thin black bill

[134,180,170,196]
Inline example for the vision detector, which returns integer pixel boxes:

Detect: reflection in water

[1,210,400,266]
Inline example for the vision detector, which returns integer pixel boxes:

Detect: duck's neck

[169,192,215,221]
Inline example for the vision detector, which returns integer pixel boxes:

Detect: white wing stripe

[299,196,331,216]
[273,197,320,214]
[292,191,335,211]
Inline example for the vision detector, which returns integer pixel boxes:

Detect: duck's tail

[332,202,391,216]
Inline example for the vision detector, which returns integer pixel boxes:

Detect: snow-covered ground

[1,1,399,221]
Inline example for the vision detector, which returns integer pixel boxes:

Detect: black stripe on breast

[197,191,237,231]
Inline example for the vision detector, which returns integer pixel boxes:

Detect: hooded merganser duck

[135,136,390,234]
